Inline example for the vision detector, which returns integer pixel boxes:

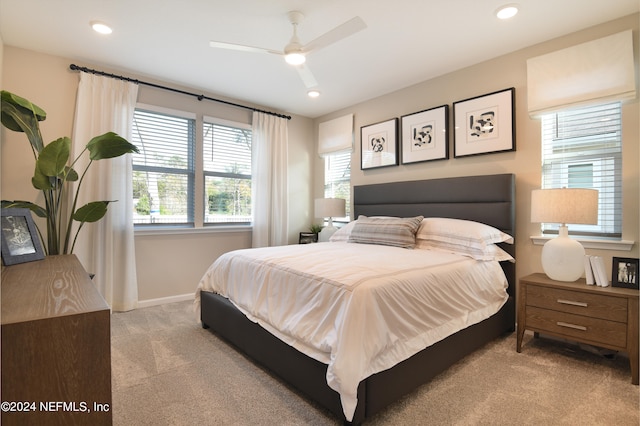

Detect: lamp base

[541,225,585,282]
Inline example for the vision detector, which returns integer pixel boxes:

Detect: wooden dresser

[1,255,112,425]
[517,272,639,385]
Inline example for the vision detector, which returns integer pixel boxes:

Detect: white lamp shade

[315,198,346,242]
[531,188,598,282]
[531,188,598,225]
[314,198,346,219]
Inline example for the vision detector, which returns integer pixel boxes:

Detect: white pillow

[329,220,357,242]
[416,217,513,249]
[348,215,424,248]
[415,239,515,262]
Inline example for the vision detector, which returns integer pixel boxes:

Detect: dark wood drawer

[526,284,628,322]
[526,306,627,348]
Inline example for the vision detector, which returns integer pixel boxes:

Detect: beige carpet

[111,301,639,425]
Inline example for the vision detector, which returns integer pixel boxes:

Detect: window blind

[318,114,354,156]
[324,151,351,221]
[131,108,196,224]
[527,30,636,117]
[203,119,252,224]
[540,102,622,237]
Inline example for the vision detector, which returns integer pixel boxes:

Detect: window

[132,107,195,225]
[203,118,252,224]
[324,151,351,222]
[540,102,622,237]
[131,106,253,227]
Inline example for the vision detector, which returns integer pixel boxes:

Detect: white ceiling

[1,1,638,118]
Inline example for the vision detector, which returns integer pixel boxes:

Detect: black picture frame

[401,105,449,164]
[1,208,45,266]
[453,87,515,158]
[611,257,639,290]
[360,118,399,170]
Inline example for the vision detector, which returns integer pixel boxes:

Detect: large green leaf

[1,91,46,121]
[1,97,45,153]
[73,201,112,223]
[1,200,47,218]
[32,164,54,190]
[87,132,139,160]
[64,166,79,182]
[37,137,70,177]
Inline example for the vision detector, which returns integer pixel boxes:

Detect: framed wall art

[401,105,449,164]
[612,257,639,290]
[1,208,45,266]
[360,118,398,170]
[453,87,515,158]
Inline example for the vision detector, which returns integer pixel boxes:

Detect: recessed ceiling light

[91,21,113,35]
[307,90,320,98]
[496,4,519,20]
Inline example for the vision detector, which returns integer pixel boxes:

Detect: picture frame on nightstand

[612,257,639,289]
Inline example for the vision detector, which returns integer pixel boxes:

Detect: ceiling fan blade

[209,40,282,56]
[302,16,366,53]
[296,64,318,88]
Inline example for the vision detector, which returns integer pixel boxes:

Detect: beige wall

[0,47,315,303]
[313,14,639,282]
[2,14,638,304]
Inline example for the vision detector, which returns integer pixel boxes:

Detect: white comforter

[195,242,508,421]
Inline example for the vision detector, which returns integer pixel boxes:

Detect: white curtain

[71,72,139,311]
[251,111,289,247]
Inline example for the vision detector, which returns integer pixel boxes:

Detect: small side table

[299,232,318,244]
[517,272,639,385]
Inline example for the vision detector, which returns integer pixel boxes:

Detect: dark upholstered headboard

[353,173,516,296]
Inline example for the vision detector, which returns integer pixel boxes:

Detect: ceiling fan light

[285,52,306,65]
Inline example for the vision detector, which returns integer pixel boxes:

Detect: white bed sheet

[195,242,508,421]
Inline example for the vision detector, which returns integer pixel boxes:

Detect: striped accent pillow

[348,215,424,248]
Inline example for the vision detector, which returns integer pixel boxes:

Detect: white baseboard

[137,293,194,309]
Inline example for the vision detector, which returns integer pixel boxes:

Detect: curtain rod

[69,64,292,120]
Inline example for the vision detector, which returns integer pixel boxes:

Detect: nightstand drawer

[526,306,627,348]
[526,284,627,322]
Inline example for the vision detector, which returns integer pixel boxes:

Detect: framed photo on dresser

[612,257,639,289]
[1,208,45,266]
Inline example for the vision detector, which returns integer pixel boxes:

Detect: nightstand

[517,273,639,385]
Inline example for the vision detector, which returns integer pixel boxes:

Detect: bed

[197,173,516,424]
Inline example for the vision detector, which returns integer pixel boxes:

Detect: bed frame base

[201,291,514,425]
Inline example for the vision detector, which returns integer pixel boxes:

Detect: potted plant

[309,224,323,238]
[1,90,139,255]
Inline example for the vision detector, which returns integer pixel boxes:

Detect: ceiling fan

[209,11,366,89]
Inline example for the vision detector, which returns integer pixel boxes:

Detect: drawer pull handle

[557,299,588,308]
[557,321,587,331]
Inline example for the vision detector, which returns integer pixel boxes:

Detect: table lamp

[531,188,598,281]
[315,198,346,242]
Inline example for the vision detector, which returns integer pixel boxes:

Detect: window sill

[530,235,635,251]
[135,225,252,237]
